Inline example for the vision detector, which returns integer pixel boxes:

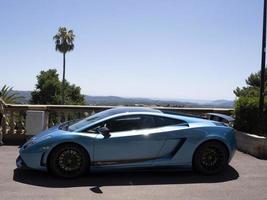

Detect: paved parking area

[0,146,267,200]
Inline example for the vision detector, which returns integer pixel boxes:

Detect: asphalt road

[0,146,267,200]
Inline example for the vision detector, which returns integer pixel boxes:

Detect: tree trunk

[61,52,66,105]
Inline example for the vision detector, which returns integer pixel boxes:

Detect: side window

[106,116,142,132]
[105,115,158,133]
[139,115,157,129]
[154,116,188,127]
[80,115,187,133]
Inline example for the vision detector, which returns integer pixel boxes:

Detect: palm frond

[53,26,75,54]
[0,85,24,104]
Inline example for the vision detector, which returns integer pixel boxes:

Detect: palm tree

[53,27,75,104]
[0,85,24,104]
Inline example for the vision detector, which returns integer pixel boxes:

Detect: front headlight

[23,139,37,149]
[22,135,52,149]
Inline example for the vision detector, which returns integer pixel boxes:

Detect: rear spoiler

[205,113,235,122]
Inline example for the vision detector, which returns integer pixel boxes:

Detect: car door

[152,116,189,159]
[92,115,167,164]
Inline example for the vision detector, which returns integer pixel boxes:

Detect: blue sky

[0,0,263,100]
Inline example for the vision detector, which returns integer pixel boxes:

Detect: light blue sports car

[16,107,236,178]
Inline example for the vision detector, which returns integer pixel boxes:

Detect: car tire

[49,143,90,178]
[193,141,228,175]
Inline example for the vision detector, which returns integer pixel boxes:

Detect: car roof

[106,107,162,115]
[104,107,209,123]
[105,107,211,125]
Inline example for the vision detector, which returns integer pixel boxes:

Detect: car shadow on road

[13,165,239,192]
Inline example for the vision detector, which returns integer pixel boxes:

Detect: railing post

[43,111,49,130]
[0,98,6,145]
[64,112,68,122]
[10,111,15,134]
[90,109,95,116]
[16,118,25,134]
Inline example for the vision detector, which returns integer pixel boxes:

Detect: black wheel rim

[56,149,83,173]
[200,146,224,171]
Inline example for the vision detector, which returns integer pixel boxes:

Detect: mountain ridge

[12,90,234,108]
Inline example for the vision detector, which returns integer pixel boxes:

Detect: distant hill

[206,99,234,108]
[11,90,31,104]
[84,96,234,108]
[12,90,234,108]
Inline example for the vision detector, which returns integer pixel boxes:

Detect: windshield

[66,107,161,132]
[67,109,117,131]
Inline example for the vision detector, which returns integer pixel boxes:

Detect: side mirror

[96,127,110,137]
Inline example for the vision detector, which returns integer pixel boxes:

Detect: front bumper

[16,156,28,169]
[17,149,48,171]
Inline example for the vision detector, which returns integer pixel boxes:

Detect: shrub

[234,96,267,135]
[234,68,267,135]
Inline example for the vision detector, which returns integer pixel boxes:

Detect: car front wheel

[49,143,90,178]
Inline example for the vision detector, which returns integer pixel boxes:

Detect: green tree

[53,27,75,105]
[0,85,24,103]
[30,69,85,105]
[30,69,61,104]
[234,68,267,98]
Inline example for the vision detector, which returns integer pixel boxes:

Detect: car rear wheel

[193,141,228,175]
[49,143,90,178]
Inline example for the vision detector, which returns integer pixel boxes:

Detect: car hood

[30,124,62,141]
